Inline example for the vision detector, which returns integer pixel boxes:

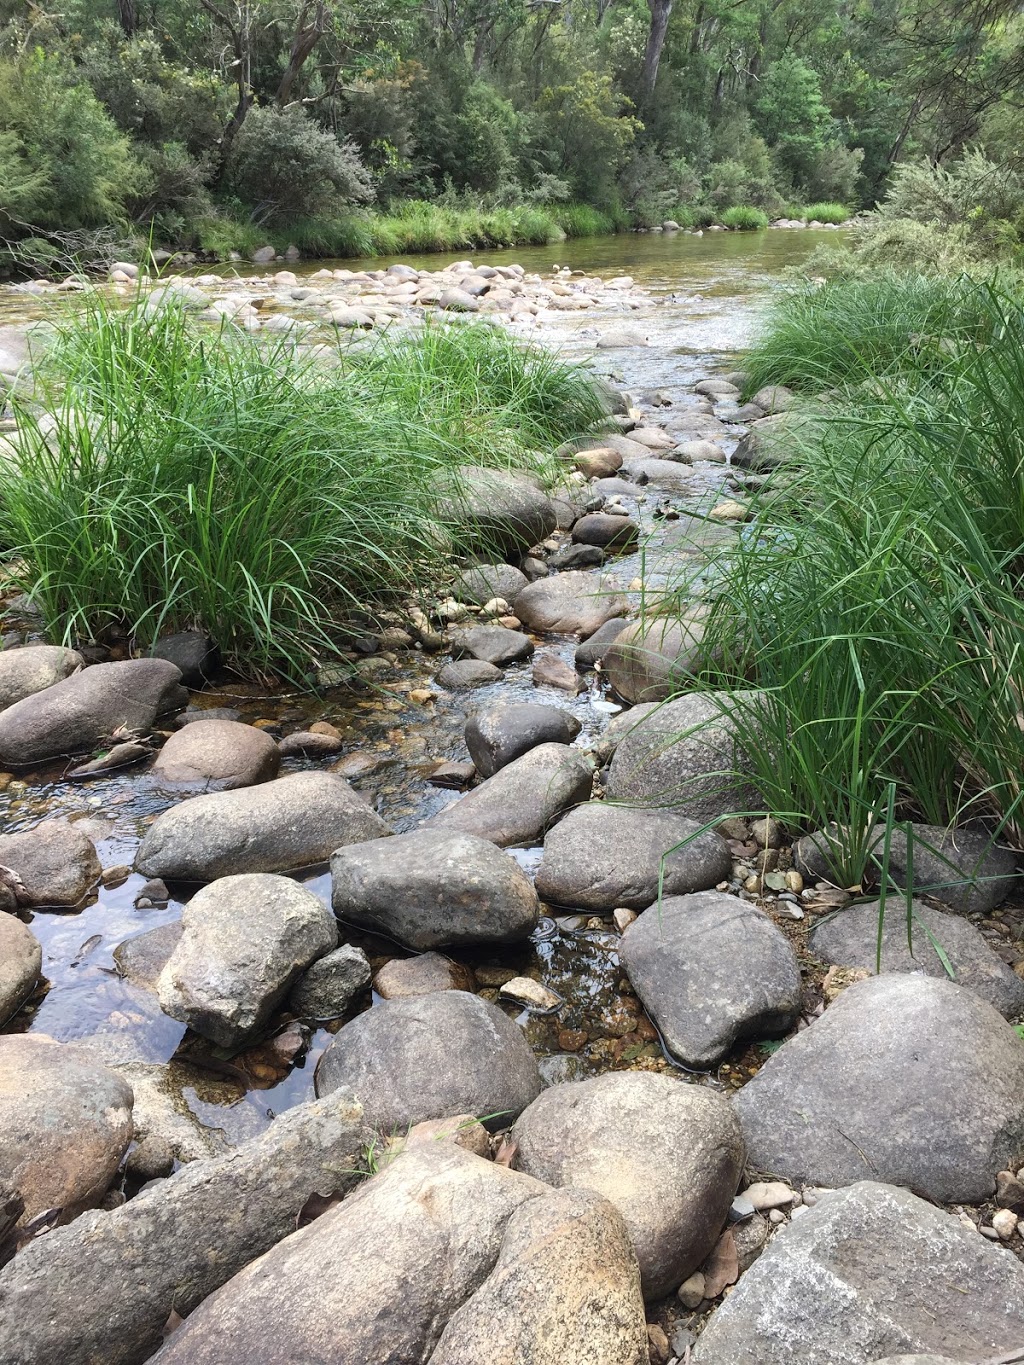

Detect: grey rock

[331,829,540,949]
[514,1072,742,1300]
[112,921,182,991]
[0,644,82,711]
[547,542,604,571]
[439,287,481,312]
[734,974,1024,1202]
[277,730,344,758]
[514,571,629,636]
[436,659,503,688]
[0,913,40,1023]
[373,952,476,998]
[535,803,731,911]
[465,701,581,777]
[0,658,187,767]
[112,1060,245,1164]
[152,718,280,790]
[809,898,1024,1018]
[155,1143,545,1365]
[157,873,337,1046]
[0,819,101,907]
[315,990,541,1130]
[604,610,710,703]
[428,1188,650,1364]
[451,623,534,666]
[575,617,630,670]
[695,379,739,397]
[621,891,802,1066]
[0,1091,369,1365]
[571,513,639,551]
[605,690,762,819]
[625,458,693,489]
[0,1034,134,1224]
[175,707,241,726]
[677,439,727,462]
[149,631,219,687]
[750,384,795,413]
[691,1181,1024,1364]
[288,944,371,1020]
[136,770,391,881]
[596,328,648,349]
[589,702,659,766]
[453,563,529,606]
[423,743,593,846]
[731,411,812,471]
[434,465,557,556]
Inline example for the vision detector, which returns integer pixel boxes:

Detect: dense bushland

[0,304,604,680]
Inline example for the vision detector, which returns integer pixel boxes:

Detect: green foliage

[721,205,769,230]
[0,304,603,680]
[801,202,852,224]
[755,53,833,190]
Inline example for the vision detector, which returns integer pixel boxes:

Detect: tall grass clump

[721,206,769,231]
[673,280,1024,886]
[0,299,603,680]
[800,202,850,224]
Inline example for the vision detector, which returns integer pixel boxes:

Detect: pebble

[744,1181,798,1212]
[729,1195,756,1222]
[498,977,562,1012]
[676,1271,706,1309]
[768,1209,786,1225]
[613,908,638,933]
[992,1208,1019,1240]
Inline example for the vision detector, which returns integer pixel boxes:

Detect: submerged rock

[0,819,101,907]
[151,718,280,790]
[513,1072,743,1299]
[135,770,391,881]
[331,829,539,949]
[315,990,541,1130]
[465,701,581,777]
[0,644,82,712]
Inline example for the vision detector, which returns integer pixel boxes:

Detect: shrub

[226,106,374,224]
[801,202,851,224]
[721,205,769,230]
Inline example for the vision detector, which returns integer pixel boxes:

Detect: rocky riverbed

[2,250,1024,1364]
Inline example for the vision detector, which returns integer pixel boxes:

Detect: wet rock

[288,944,371,1020]
[677,439,727,462]
[277,730,344,757]
[453,563,529,606]
[734,974,1024,1203]
[0,914,40,1023]
[0,658,187,767]
[0,1091,369,1365]
[427,759,476,788]
[571,513,639,551]
[0,644,82,711]
[605,690,762,819]
[175,706,241,726]
[152,718,280,789]
[112,920,183,990]
[535,804,731,912]
[434,465,557,556]
[621,891,802,1066]
[695,379,739,398]
[795,823,1020,914]
[0,819,101,907]
[67,740,151,777]
[597,328,648,349]
[424,743,593,847]
[439,287,480,312]
[155,1143,545,1365]
[514,571,629,636]
[731,412,810,472]
[436,658,503,688]
[574,447,623,479]
[112,1061,239,1164]
[373,951,476,998]
[429,1187,649,1364]
[332,829,539,950]
[809,899,1024,1018]
[575,616,630,670]
[500,976,562,1011]
[465,701,580,777]
[149,631,220,687]
[626,458,693,489]
[158,873,338,1047]
[547,542,604,571]
[136,770,391,881]
[0,1034,134,1225]
[691,1182,1024,1365]
[315,990,541,1129]
[512,1072,743,1299]
[531,652,585,692]
[451,623,534,666]
[604,610,709,703]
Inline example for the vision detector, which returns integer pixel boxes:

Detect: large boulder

[315,990,541,1130]
[135,770,390,881]
[515,571,629,636]
[589,702,659,765]
[604,610,709,704]
[434,466,558,556]
[151,718,280,789]
[0,659,187,767]
[0,1091,369,1365]
[453,563,529,606]
[535,803,731,912]
[692,1181,1024,1364]
[428,1187,650,1364]
[450,623,534,666]
[512,1072,743,1299]
[621,892,802,1066]
[153,1143,546,1365]
[0,1034,134,1224]
[605,690,762,820]
[0,645,82,711]
[734,973,1024,1203]
[730,411,812,472]
[0,915,40,1024]
[809,899,1024,1018]
[332,829,539,949]
[423,743,593,846]
[157,873,337,1047]
[465,701,581,777]
[0,819,101,907]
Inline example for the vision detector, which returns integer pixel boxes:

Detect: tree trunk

[640,0,673,106]
[116,0,139,37]
[275,1,329,107]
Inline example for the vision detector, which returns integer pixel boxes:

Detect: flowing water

[0,228,835,1153]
